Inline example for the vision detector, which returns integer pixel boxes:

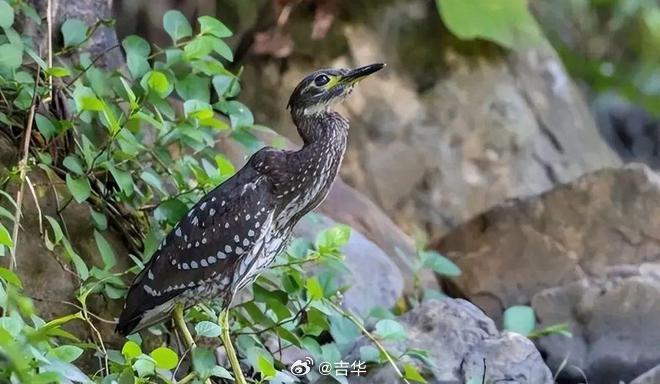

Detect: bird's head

[287,63,385,116]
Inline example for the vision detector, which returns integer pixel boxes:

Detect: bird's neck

[291,109,349,147]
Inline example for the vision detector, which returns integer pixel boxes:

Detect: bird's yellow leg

[173,304,214,384]
[173,303,196,349]
[219,308,247,384]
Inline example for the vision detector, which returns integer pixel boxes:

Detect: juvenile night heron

[116,63,384,380]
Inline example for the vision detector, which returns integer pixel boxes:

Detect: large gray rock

[344,299,552,384]
[437,164,660,311]
[532,265,660,384]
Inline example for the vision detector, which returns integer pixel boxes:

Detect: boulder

[436,164,660,311]
[341,299,553,384]
[532,265,660,383]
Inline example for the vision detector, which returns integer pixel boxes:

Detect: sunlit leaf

[140,70,172,98]
[0,267,21,288]
[403,363,427,383]
[0,224,13,248]
[150,347,178,370]
[121,340,141,360]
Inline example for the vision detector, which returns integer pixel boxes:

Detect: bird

[116,63,385,337]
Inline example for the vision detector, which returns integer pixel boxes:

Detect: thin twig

[10,71,41,271]
[64,43,121,88]
[47,0,53,100]
[24,175,43,235]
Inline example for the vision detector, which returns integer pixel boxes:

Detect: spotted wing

[116,150,283,335]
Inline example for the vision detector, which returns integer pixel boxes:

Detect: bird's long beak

[341,63,386,84]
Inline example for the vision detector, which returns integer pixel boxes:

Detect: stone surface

[235,0,621,239]
[293,213,404,317]
[437,164,660,311]
[631,364,660,384]
[532,266,660,384]
[341,299,552,384]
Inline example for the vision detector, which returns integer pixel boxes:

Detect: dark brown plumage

[116,64,385,335]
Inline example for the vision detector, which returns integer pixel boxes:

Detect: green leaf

[0,267,22,288]
[90,209,108,231]
[150,347,178,370]
[45,216,64,244]
[94,231,116,270]
[212,74,240,98]
[133,357,155,377]
[62,155,85,175]
[198,16,232,38]
[503,305,536,336]
[359,345,380,363]
[35,114,58,139]
[420,250,461,277]
[46,66,71,77]
[257,355,276,379]
[108,165,134,196]
[73,86,104,112]
[184,35,216,60]
[176,73,210,102]
[47,345,84,363]
[403,363,427,383]
[140,70,172,98]
[65,174,91,203]
[0,43,22,70]
[315,225,351,252]
[163,10,192,43]
[195,321,222,338]
[210,366,233,380]
[121,340,142,360]
[0,224,13,248]
[192,347,216,379]
[62,238,89,281]
[61,19,87,47]
[374,319,406,341]
[211,38,233,61]
[155,198,188,225]
[306,277,324,300]
[216,100,253,128]
[436,0,541,49]
[184,100,213,120]
[122,35,151,79]
[0,1,15,29]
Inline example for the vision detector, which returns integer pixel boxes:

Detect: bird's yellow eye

[314,74,330,86]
